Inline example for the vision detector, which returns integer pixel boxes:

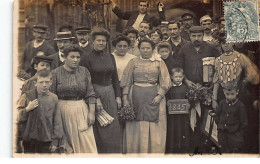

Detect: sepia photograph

[12,0,260,157]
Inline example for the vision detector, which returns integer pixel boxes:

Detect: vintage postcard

[13,0,259,157]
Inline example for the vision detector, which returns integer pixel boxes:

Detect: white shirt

[112,52,135,81]
[132,13,145,31]
[33,40,45,48]
[79,41,89,48]
[58,50,65,63]
[203,34,213,42]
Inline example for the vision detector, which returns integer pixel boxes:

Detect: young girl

[165,67,191,153]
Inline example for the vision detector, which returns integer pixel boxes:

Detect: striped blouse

[51,66,96,103]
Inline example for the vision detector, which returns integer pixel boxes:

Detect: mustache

[193,40,201,46]
[163,33,169,37]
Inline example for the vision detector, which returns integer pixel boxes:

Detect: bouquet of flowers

[186,84,213,106]
[118,105,136,121]
[96,109,114,127]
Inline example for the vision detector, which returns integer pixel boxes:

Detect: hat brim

[54,37,75,41]
[76,30,91,33]
[34,29,47,33]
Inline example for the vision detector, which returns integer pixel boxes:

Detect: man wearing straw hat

[50,31,75,69]
[20,25,55,78]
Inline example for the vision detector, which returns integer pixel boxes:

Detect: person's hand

[152,95,163,105]
[253,100,259,110]
[87,111,95,126]
[123,95,130,107]
[25,99,38,112]
[212,99,218,111]
[50,145,57,153]
[96,98,103,112]
[116,97,122,109]
[158,2,164,11]
[185,79,196,88]
[242,79,249,87]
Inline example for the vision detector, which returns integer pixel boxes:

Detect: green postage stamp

[224,0,259,43]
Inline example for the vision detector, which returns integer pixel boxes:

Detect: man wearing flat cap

[180,13,194,41]
[20,25,55,79]
[200,15,214,42]
[177,26,220,152]
[74,26,92,56]
[50,31,75,69]
[110,0,166,31]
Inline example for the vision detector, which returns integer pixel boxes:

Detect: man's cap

[200,15,212,24]
[34,55,53,64]
[33,24,48,33]
[54,31,75,41]
[189,26,204,33]
[181,13,193,21]
[75,26,91,33]
[160,21,169,26]
[168,19,179,25]
[217,16,225,22]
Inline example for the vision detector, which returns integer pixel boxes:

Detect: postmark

[224,0,259,43]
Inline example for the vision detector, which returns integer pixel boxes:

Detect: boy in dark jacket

[17,70,63,153]
[215,81,248,153]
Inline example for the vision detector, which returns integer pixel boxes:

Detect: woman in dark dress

[80,27,122,153]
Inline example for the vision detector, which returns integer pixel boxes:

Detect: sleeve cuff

[157,88,166,96]
[88,97,96,104]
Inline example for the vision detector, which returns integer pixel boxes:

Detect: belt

[134,82,157,87]
[60,97,84,100]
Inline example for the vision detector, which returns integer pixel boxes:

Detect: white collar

[33,40,45,48]
[79,41,89,48]
[58,50,65,62]
[172,82,183,86]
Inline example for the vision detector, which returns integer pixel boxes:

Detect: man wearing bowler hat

[20,25,55,79]
[177,26,220,152]
[180,13,194,41]
[50,31,75,69]
[74,26,92,56]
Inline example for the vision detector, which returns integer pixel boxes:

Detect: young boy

[17,70,63,153]
[21,54,53,94]
[165,67,191,153]
[215,81,248,153]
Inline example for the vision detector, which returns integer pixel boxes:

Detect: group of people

[16,0,260,154]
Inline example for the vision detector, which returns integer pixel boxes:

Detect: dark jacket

[112,6,165,28]
[17,89,62,146]
[215,99,248,133]
[49,52,64,70]
[74,43,93,57]
[20,40,55,74]
[177,41,221,83]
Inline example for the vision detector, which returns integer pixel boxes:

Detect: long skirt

[58,100,97,153]
[92,84,122,153]
[124,85,167,153]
